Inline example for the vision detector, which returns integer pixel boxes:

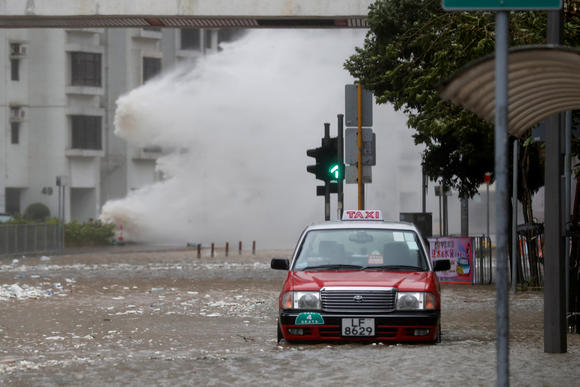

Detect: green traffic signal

[307,136,344,182]
[329,163,341,180]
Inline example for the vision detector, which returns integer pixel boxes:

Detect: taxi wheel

[435,325,442,344]
[277,320,283,343]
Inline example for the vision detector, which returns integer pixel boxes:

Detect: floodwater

[0,247,578,386]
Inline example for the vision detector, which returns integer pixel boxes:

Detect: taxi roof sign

[342,210,383,221]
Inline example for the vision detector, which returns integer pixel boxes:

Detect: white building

[0,27,244,222]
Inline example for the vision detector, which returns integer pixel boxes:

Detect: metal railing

[472,235,493,285]
[516,223,544,287]
[0,223,65,257]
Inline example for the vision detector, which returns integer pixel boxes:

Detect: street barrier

[0,223,64,257]
[188,241,257,258]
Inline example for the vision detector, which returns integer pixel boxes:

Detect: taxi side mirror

[271,258,289,270]
[433,259,451,272]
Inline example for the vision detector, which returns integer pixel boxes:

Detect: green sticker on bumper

[295,312,324,325]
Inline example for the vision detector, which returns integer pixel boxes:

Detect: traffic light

[306,146,325,181]
[322,137,343,182]
[306,137,344,182]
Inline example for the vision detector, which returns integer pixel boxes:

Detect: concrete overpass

[0,0,372,28]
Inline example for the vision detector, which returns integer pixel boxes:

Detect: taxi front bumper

[279,310,440,342]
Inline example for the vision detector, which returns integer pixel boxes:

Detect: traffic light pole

[324,123,331,221]
[337,114,344,219]
[357,83,365,210]
[307,121,344,221]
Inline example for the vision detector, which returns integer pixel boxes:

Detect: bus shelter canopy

[439,45,580,137]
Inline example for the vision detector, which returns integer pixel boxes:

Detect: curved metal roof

[439,45,580,137]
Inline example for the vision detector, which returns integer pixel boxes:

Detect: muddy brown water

[0,248,578,386]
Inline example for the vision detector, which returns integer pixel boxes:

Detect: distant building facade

[0,27,244,222]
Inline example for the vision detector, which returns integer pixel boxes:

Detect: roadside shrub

[23,203,51,221]
[65,220,115,246]
[3,215,60,225]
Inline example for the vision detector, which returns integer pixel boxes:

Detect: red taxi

[271,210,450,343]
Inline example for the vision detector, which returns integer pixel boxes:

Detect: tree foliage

[345,0,578,198]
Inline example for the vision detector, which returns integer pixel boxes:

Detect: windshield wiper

[301,264,364,271]
[362,265,426,272]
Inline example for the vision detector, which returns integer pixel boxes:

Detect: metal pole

[565,110,571,314]
[325,183,330,221]
[338,114,344,219]
[62,185,66,249]
[357,83,364,210]
[487,183,490,241]
[63,185,66,222]
[442,185,448,236]
[438,190,442,236]
[58,184,62,222]
[495,11,509,387]
[544,8,567,354]
[460,198,469,236]
[512,140,519,293]
[324,122,331,221]
[422,167,427,213]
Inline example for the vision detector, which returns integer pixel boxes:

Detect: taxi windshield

[293,229,428,271]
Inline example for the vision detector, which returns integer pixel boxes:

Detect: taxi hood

[288,270,433,292]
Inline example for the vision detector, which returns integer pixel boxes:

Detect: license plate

[341,318,375,336]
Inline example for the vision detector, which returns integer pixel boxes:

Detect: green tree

[346,0,579,286]
[345,0,577,198]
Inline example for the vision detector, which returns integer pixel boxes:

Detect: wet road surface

[0,247,579,386]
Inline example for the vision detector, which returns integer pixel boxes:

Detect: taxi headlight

[281,291,321,310]
[396,292,436,310]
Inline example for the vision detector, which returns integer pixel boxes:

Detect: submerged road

[0,247,578,386]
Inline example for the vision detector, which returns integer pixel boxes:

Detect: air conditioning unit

[9,106,24,121]
[10,43,27,57]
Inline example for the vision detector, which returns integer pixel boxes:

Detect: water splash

[100,29,415,248]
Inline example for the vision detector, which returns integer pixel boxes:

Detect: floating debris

[0,283,68,301]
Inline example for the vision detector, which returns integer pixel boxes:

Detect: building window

[181,29,200,50]
[5,188,20,214]
[205,30,213,49]
[218,29,246,44]
[70,52,102,87]
[142,57,161,83]
[10,58,19,81]
[10,43,25,81]
[71,115,102,150]
[10,106,23,121]
[10,122,20,144]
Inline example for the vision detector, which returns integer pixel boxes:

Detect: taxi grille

[320,288,396,313]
